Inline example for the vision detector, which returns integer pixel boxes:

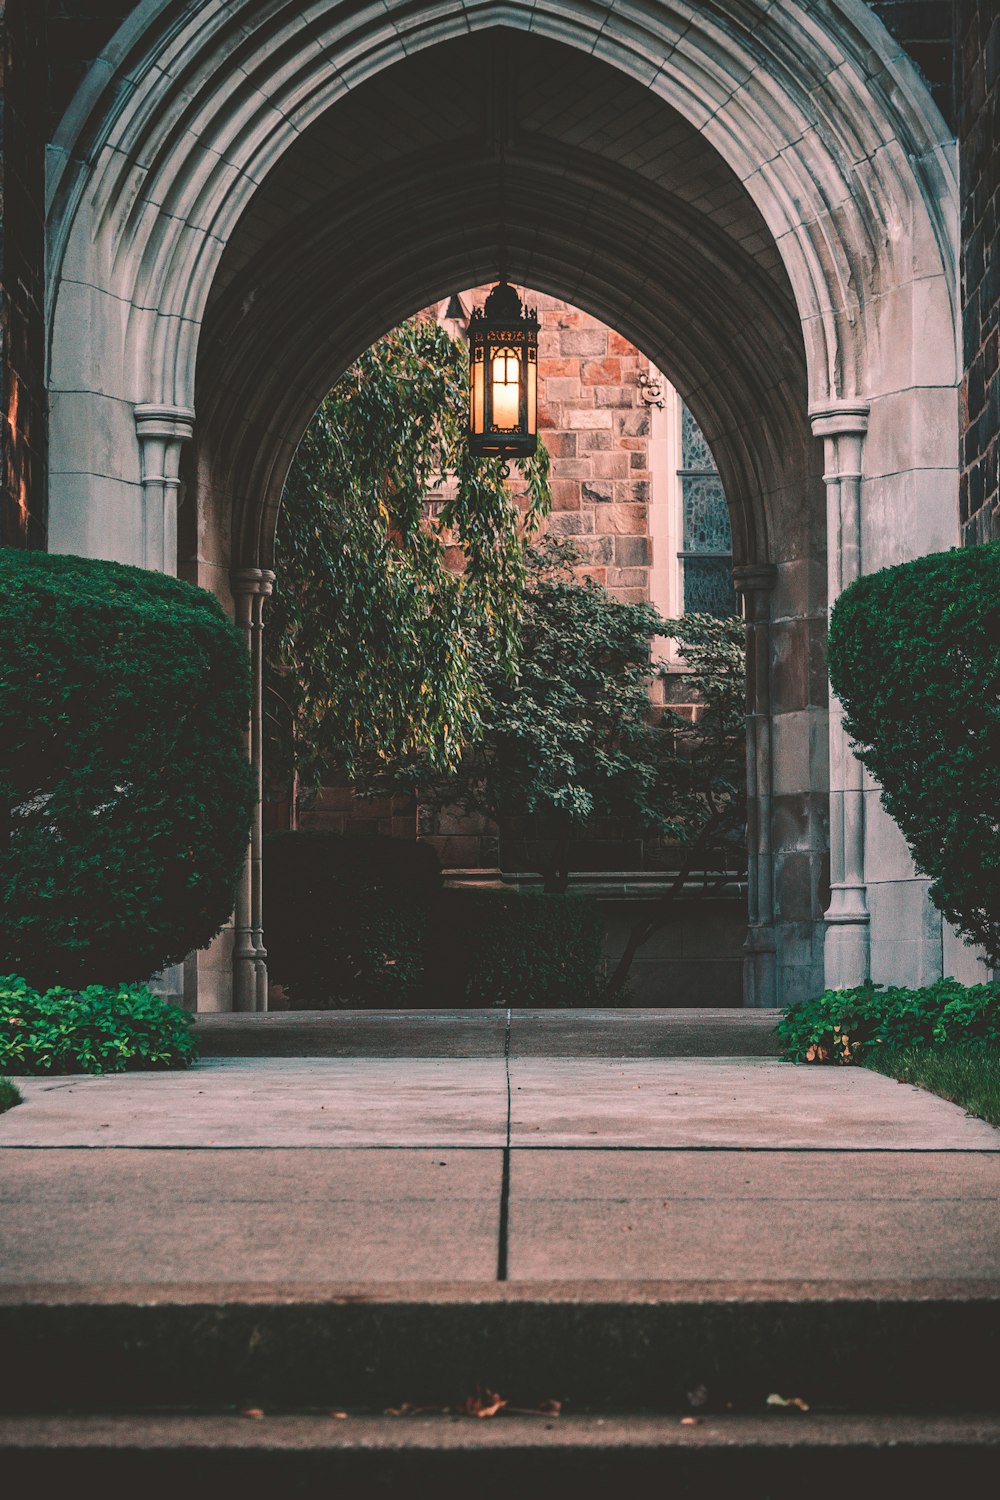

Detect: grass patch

[0,1078,21,1114]
[864,1046,1000,1128]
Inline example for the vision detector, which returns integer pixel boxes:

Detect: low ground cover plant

[0,976,199,1075]
[0,1078,20,1113]
[777,979,1000,1064]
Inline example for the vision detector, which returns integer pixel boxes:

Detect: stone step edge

[4,1280,999,1416]
[4,1410,1000,1451]
[3,1412,999,1495]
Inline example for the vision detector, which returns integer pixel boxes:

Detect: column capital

[733,562,778,596]
[231,566,276,598]
[808,400,870,439]
[134,403,196,442]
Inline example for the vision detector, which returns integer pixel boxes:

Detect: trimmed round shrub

[777,978,1000,1064]
[0,974,199,1075]
[264,831,442,1006]
[443,889,606,1008]
[829,542,1000,964]
[0,549,253,988]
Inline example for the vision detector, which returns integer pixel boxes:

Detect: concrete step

[3,1412,999,1495]
[194,1007,783,1058]
[3,1281,998,1417]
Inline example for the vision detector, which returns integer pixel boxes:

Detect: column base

[824,916,871,990]
[233,948,259,1012]
[742,926,778,1008]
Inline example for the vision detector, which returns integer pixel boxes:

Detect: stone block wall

[959,0,1000,544]
[0,0,47,549]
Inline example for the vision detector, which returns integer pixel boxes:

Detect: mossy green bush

[264,831,442,1007]
[777,978,1000,1063]
[0,975,199,1075]
[828,543,1000,964]
[441,889,606,1008]
[0,549,254,989]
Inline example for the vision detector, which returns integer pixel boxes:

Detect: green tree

[265,316,549,817]
[403,539,746,993]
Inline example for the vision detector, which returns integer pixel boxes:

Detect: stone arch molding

[45,0,965,1009]
[46,0,961,599]
[48,1,958,513]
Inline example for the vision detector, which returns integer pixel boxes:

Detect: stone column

[230,567,275,1012]
[734,563,778,1007]
[810,402,870,988]
[134,404,196,575]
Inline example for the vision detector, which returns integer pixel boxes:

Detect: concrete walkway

[2,1010,1000,1287]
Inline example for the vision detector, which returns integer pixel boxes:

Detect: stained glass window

[678,404,735,618]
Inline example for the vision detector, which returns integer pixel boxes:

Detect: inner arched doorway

[45,2,961,1011]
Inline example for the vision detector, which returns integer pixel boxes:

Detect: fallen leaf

[458,1388,508,1418]
[329,1411,348,1419]
[766,1393,810,1411]
[240,1408,265,1420]
[680,1416,702,1426]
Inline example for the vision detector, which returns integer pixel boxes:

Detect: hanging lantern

[468,281,538,459]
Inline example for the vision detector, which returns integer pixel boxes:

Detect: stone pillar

[230,567,275,1011]
[810,402,870,989]
[134,404,196,575]
[734,562,778,1007]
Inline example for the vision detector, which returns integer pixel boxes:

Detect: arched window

[648,377,736,623]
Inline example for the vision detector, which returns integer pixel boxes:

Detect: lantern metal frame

[467,280,538,459]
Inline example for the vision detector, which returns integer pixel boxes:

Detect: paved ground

[2,1010,1000,1287]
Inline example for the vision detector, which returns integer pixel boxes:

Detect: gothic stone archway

[45,1,961,1010]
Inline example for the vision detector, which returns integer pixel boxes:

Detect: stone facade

[959,0,1000,544]
[0,1,991,1009]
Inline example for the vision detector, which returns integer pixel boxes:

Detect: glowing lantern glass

[468,281,538,459]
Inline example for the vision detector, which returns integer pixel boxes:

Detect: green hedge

[0,975,199,1075]
[264,831,441,1007]
[0,549,254,989]
[442,889,606,1008]
[263,834,606,1006]
[828,543,1000,964]
[777,979,1000,1063]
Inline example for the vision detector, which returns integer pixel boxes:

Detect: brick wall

[0,0,47,549]
[531,293,654,602]
[959,0,1000,545]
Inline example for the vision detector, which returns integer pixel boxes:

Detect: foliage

[0,1078,20,1113]
[262,833,605,1008]
[263,831,442,1007]
[403,538,746,895]
[0,975,199,1075]
[776,979,1000,1064]
[446,889,606,1008]
[265,317,549,803]
[863,1045,1000,1128]
[828,542,1000,964]
[0,548,253,990]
